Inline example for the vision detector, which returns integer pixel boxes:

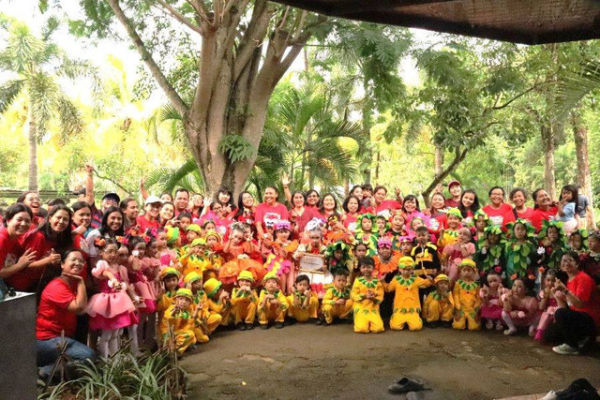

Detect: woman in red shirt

[509,188,534,222]
[17,191,44,228]
[0,204,37,288]
[36,249,95,379]
[255,186,289,238]
[544,251,599,355]
[530,188,559,232]
[482,186,515,228]
[289,191,316,235]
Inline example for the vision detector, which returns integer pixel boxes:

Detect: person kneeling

[231,271,258,330]
[321,269,353,325]
[287,274,319,323]
[423,274,455,327]
[160,289,197,355]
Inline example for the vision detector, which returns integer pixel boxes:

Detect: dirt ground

[181,323,600,400]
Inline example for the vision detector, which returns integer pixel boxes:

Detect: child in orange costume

[423,274,455,326]
[159,288,196,355]
[204,278,232,328]
[257,272,289,329]
[351,256,384,333]
[386,256,433,331]
[452,259,482,330]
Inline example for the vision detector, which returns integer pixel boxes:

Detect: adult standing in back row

[255,187,289,239]
[482,186,515,229]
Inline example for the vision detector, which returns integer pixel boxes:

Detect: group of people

[0,164,599,380]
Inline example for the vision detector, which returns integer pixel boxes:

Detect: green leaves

[218,135,254,163]
[0,79,24,113]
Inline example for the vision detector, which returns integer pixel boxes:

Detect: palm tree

[0,15,90,190]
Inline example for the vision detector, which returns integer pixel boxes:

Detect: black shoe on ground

[388,377,428,394]
[238,323,247,331]
[274,322,285,329]
[259,324,269,330]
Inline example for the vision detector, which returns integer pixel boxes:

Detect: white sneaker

[503,328,517,336]
[540,390,557,400]
[552,343,579,355]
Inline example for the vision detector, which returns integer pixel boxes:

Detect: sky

[0,0,432,109]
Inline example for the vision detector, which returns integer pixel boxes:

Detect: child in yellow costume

[180,238,211,277]
[287,274,320,323]
[386,256,433,331]
[160,288,197,355]
[231,270,258,330]
[157,267,181,315]
[204,278,232,328]
[321,269,353,325]
[423,274,455,326]
[351,256,385,333]
[258,272,289,329]
[452,259,482,330]
[183,272,215,343]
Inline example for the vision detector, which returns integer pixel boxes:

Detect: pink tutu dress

[129,268,157,314]
[443,243,476,281]
[480,290,503,321]
[87,260,138,331]
[141,256,161,298]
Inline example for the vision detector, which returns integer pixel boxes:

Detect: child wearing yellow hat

[321,269,353,325]
[452,258,482,330]
[159,288,197,355]
[258,272,289,329]
[204,278,232,328]
[231,270,258,330]
[423,274,455,327]
[287,274,319,323]
[386,256,433,331]
[351,257,384,333]
[183,272,211,343]
[157,267,181,315]
[180,239,211,278]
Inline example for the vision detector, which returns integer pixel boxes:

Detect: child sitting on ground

[258,272,289,329]
[351,256,384,334]
[479,271,507,331]
[534,269,558,341]
[423,274,454,327]
[231,270,258,331]
[385,256,433,331]
[160,288,197,355]
[287,274,319,323]
[321,269,353,325]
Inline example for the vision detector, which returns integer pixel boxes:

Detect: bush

[38,348,186,400]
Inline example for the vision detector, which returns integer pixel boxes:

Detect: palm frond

[56,95,83,141]
[0,78,24,113]
[29,72,58,134]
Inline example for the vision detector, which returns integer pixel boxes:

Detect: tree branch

[421,147,468,201]
[491,81,543,111]
[154,0,204,35]
[107,0,188,118]
[186,0,211,26]
[93,171,133,196]
[233,0,270,80]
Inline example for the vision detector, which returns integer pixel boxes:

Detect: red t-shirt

[567,271,600,328]
[136,214,161,233]
[530,207,558,232]
[0,227,26,285]
[13,230,55,291]
[254,203,289,230]
[515,207,535,222]
[376,200,402,214]
[445,198,460,208]
[342,212,359,232]
[291,207,317,233]
[482,203,515,228]
[36,278,77,340]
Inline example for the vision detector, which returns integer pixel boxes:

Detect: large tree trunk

[572,112,595,228]
[28,102,38,191]
[434,145,444,176]
[540,124,557,199]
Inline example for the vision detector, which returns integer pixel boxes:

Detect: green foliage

[218,135,254,163]
[38,349,186,400]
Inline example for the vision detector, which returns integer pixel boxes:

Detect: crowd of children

[1,173,599,366]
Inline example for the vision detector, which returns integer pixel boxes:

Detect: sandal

[388,377,429,394]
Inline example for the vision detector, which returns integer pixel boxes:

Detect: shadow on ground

[180,324,600,400]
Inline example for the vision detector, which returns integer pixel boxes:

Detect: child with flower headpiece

[580,230,600,285]
[263,220,298,294]
[452,258,481,330]
[388,210,408,251]
[354,214,379,257]
[423,274,455,327]
[398,236,414,257]
[472,209,490,243]
[386,256,433,331]
[504,219,537,287]
[351,256,384,333]
[568,228,588,255]
[258,272,289,329]
[231,270,258,330]
[437,208,462,252]
[159,288,197,355]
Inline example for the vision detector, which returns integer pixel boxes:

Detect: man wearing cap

[84,164,121,229]
[445,180,462,208]
[137,195,163,233]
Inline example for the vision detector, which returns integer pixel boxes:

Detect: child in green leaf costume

[504,219,537,287]
[535,220,567,281]
[354,214,379,257]
[474,225,504,281]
